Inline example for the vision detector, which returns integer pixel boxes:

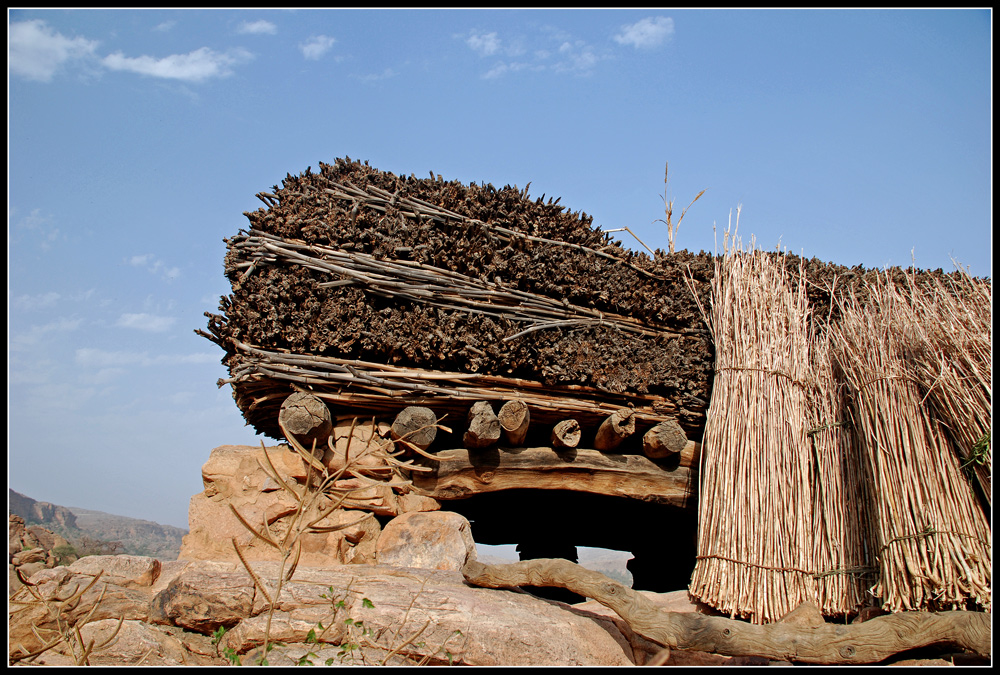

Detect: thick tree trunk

[461,559,990,665]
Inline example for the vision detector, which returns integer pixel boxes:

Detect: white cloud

[93,367,128,384]
[128,253,181,280]
[76,348,218,368]
[237,20,277,35]
[153,20,177,33]
[613,16,674,49]
[11,317,84,349]
[22,382,99,411]
[9,19,99,82]
[468,26,604,78]
[116,313,176,332]
[14,291,61,311]
[466,31,501,56]
[101,46,253,82]
[482,62,509,80]
[13,207,63,250]
[300,35,336,60]
[354,68,396,83]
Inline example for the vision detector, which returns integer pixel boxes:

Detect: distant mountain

[9,489,78,530]
[8,489,186,561]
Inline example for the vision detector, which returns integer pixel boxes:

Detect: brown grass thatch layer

[200,157,985,462]
[202,158,718,441]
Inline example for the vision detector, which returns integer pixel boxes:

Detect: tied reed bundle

[806,327,878,616]
[896,267,991,510]
[829,272,991,613]
[688,242,817,624]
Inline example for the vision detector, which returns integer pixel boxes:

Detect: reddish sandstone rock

[375,511,476,571]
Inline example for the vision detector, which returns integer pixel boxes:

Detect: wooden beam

[410,444,700,508]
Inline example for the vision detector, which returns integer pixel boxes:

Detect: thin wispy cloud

[237,20,277,35]
[9,19,99,82]
[76,348,217,368]
[354,68,396,83]
[613,16,674,49]
[128,254,181,280]
[300,35,336,60]
[466,31,501,56]
[102,47,253,82]
[462,25,606,78]
[11,317,84,350]
[14,291,61,311]
[153,21,177,33]
[116,313,176,332]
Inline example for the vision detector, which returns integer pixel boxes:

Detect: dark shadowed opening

[443,489,698,604]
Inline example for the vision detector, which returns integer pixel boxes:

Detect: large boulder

[375,511,476,571]
[10,557,651,666]
[180,440,442,567]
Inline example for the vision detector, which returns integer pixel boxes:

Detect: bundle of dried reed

[688,244,818,624]
[897,268,991,510]
[806,326,878,616]
[829,273,991,613]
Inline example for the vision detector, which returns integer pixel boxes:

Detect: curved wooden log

[461,559,991,665]
[391,406,438,452]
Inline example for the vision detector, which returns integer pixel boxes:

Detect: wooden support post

[391,406,438,453]
[464,401,501,449]
[498,400,530,446]
[642,418,688,459]
[593,408,635,451]
[551,419,581,449]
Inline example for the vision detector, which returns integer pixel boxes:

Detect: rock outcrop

[9,490,78,531]
[375,511,477,571]
[179,436,442,568]
[10,556,674,666]
[8,515,65,597]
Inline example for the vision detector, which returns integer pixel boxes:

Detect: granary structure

[200,158,990,622]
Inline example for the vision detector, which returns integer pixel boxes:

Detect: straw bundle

[897,268,991,510]
[806,327,878,616]
[688,245,818,624]
[829,272,991,613]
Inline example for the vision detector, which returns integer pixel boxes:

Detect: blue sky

[8,9,992,530]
